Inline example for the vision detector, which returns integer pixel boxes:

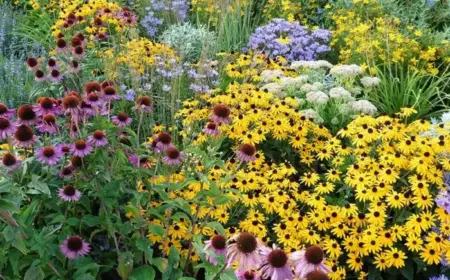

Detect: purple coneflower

[70,123,79,138]
[102,86,120,101]
[1,152,20,169]
[0,103,16,118]
[84,81,102,94]
[36,146,63,165]
[259,245,293,280]
[156,132,173,151]
[203,121,220,136]
[227,232,262,271]
[70,37,82,48]
[290,246,331,278]
[237,144,257,162]
[204,234,227,265]
[101,80,114,90]
[62,94,81,115]
[95,33,109,40]
[33,97,58,116]
[112,112,132,127]
[162,147,185,166]
[58,184,81,201]
[75,33,86,46]
[17,104,38,125]
[59,166,75,179]
[81,101,96,117]
[71,140,93,158]
[88,130,108,147]
[47,58,59,70]
[306,271,330,280]
[14,125,37,148]
[68,60,80,73]
[60,235,90,259]
[49,69,63,83]
[134,96,153,112]
[211,104,231,124]
[56,38,69,52]
[26,57,39,71]
[93,17,103,27]
[35,70,46,82]
[72,46,85,59]
[36,114,59,134]
[0,117,17,139]
[84,92,103,107]
[236,270,260,280]
[128,154,152,168]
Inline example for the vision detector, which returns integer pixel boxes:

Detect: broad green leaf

[118,252,134,280]
[148,224,165,237]
[206,222,225,235]
[27,175,51,196]
[24,264,45,280]
[0,198,17,211]
[136,238,153,260]
[130,265,155,280]
[12,236,28,254]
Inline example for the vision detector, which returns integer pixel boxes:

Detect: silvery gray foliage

[160,22,217,62]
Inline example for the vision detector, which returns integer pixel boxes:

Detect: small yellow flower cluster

[331,4,449,74]
[105,38,178,77]
[191,0,248,26]
[263,0,325,26]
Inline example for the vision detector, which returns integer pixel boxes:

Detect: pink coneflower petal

[102,86,120,101]
[70,140,93,158]
[59,166,75,179]
[17,104,38,125]
[26,57,39,71]
[290,246,331,278]
[236,144,256,162]
[155,132,173,152]
[202,121,221,136]
[1,152,21,169]
[60,235,90,259]
[112,112,132,127]
[162,147,185,166]
[13,125,37,148]
[258,245,293,280]
[36,146,63,165]
[0,117,17,139]
[134,96,153,112]
[0,103,16,119]
[87,130,108,147]
[211,104,231,124]
[58,185,81,201]
[36,114,59,134]
[33,97,57,116]
[204,235,227,265]
[226,232,262,271]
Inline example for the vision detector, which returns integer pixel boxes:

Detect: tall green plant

[215,1,255,52]
[367,64,450,120]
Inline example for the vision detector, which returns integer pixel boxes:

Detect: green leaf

[0,198,17,211]
[66,217,80,226]
[3,225,17,242]
[149,257,166,272]
[118,252,134,280]
[130,265,155,280]
[75,275,96,280]
[219,269,238,280]
[148,224,165,237]
[27,175,51,197]
[12,236,28,254]
[215,195,236,205]
[24,264,45,280]
[168,246,180,266]
[400,259,415,280]
[136,238,153,260]
[206,222,225,235]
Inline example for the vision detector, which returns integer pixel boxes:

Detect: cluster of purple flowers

[141,0,189,37]
[436,173,450,213]
[248,18,331,61]
[187,60,219,94]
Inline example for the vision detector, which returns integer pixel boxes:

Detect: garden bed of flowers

[0,0,450,279]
